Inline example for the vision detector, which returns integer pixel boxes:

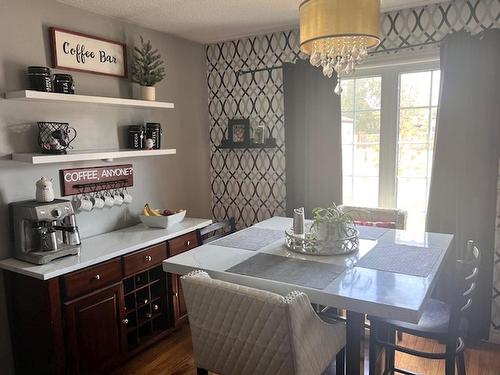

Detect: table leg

[346,310,365,375]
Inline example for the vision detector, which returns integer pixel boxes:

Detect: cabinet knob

[185,240,191,246]
[153,304,159,311]
[122,318,129,325]
[145,255,152,261]
[174,292,179,297]
[93,274,100,280]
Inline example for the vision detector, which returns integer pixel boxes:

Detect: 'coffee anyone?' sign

[60,164,133,196]
[50,27,127,77]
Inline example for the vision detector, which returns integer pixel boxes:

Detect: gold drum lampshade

[299,0,381,89]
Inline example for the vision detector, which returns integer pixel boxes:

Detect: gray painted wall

[0,0,211,372]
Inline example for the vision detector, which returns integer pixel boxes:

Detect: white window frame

[343,58,440,210]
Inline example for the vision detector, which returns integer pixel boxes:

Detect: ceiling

[56,0,450,44]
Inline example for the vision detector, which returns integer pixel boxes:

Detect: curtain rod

[236,40,441,76]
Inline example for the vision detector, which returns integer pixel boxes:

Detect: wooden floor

[113,325,500,375]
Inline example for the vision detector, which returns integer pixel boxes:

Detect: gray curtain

[283,59,342,217]
[426,29,500,339]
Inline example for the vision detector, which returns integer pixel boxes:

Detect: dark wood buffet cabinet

[4,230,200,375]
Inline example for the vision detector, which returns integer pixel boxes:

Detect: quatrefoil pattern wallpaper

[205,0,500,340]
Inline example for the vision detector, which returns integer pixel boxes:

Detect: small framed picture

[228,118,250,145]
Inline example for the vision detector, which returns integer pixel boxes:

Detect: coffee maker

[10,199,81,264]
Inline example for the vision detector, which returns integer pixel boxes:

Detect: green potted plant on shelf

[312,202,354,241]
[131,36,166,101]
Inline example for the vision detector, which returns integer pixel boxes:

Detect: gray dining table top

[162,216,453,323]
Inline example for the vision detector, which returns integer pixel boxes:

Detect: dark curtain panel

[426,29,500,339]
[283,59,342,218]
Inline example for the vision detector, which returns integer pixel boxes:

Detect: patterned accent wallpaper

[205,0,500,338]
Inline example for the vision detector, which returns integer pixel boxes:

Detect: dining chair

[181,270,347,375]
[368,240,480,375]
[199,218,237,244]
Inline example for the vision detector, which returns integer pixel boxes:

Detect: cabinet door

[64,282,127,374]
[172,274,188,326]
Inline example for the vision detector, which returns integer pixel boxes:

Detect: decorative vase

[140,86,156,101]
[316,222,346,241]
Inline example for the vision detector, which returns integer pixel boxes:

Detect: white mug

[113,193,124,206]
[92,195,105,209]
[77,196,93,212]
[104,194,114,208]
[122,192,133,204]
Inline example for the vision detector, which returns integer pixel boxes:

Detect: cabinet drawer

[62,259,122,300]
[122,243,167,277]
[167,231,199,257]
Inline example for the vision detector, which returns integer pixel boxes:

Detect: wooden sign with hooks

[60,164,133,196]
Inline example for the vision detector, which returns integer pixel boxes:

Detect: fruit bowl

[140,210,186,229]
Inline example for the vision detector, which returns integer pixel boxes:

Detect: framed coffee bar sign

[60,164,134,195]
[50,27,127,77]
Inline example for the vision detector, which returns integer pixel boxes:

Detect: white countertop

[0,217,212,280]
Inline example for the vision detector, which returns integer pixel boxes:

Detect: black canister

[145,123,162,149]
[53,74,75,94]
[128,125,145,149]
[27,66,53,92]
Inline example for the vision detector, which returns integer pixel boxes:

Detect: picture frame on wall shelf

[227,118,250,146]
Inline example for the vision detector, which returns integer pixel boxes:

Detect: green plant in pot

[131,36,166,101]
[312,203,354,241]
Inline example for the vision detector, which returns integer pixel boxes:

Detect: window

[340,64,441,232]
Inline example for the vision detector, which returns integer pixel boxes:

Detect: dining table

[162,216,454,375]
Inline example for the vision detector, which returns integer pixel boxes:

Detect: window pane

[342,112,354,144]
[400,71,432,107]
[396,177,427,210]
[399,108,430,143]
[343,177,353,205]
[355,111,380,143]
[341,80,354,111]
[352,176,378,207]
[355,77,381,110]
[431,70,441,106]
[342,144,353,176]
[353,144,379,176]
[397,144,429,177]
[430,107,437,145]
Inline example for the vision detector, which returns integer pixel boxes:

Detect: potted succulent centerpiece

[312,203,354,242]
[131,36,166,101]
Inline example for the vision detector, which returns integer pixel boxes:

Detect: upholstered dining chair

[338,205,408,230]
[368,240,481,375]
[181,270,347,375]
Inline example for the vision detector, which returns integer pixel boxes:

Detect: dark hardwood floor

[113,325,500,375]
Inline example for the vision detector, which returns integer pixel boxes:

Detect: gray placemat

[212,227,285,251]
[355,244,443,277]
[227,253,346,289]
[357,225,390,240]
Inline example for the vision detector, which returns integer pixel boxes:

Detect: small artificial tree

[131,36,166,87]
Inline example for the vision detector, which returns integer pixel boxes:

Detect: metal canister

[145,123,162,149]
[293,207,305,235]
[27,66,53,92]
[128,125,145,149]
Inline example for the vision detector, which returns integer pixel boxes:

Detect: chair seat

[371,298,452,339]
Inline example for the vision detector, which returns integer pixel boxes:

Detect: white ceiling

[56,0,450,44]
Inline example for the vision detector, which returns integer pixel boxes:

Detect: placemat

[357,225,389,240]
[227,253,346,289]
[212,227,285,251]
[355,244,443,277]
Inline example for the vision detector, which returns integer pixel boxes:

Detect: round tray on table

[284,226,359,256]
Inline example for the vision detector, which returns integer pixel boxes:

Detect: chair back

[449,240,481,336]
[339,205,408,230]
[181,271,343,375]
[199,218,236,244]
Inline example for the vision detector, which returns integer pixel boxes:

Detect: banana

[145,204,162,217]
[143,205,150,216]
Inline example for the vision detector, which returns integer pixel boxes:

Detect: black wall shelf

[217,138,277,150]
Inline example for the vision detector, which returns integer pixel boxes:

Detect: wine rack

[123,265,170,351]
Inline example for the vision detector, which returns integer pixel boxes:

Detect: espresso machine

[10,199,81,264]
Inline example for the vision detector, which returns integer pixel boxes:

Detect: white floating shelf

[4,90,174,109]
[12,149,177,164]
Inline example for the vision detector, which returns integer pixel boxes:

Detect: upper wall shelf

[12,149,177,165]
[4,90,175,109]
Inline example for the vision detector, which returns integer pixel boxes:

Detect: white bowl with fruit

[140,204,186,229]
